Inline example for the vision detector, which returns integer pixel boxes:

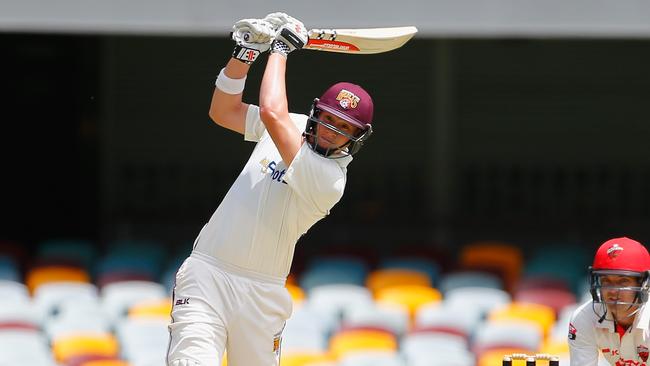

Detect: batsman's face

[600,274,641,318]
[315,112,360,150]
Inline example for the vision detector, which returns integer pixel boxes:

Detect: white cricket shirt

[192,105,352,282]
[569,300,650,366]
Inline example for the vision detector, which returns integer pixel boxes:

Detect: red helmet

[592,237,650,273]
[589,237,650,316]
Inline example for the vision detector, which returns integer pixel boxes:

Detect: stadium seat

[0,329,56,365]
[100,280,167,322]
[0,255,21,282]
[299,257,369,291]
[95,239,167,283]
[44,301,111,340]
[280,352,334,366]
[514,287,577,317]
[414,302,483,340]
[81,360,130,366]
[459,241,523,292]
[377,256,440,285]
[26,265,91,294]
[36,239,97,270]
[282,306,337,353]
[366,269,432,295]
[0,301,42,330]
[337,350,405,366]
[342,302,410,336]
[472,321,542,357]
[515,275,572,292]
[329,329,398,359]
[524,242,591,294]
[115,317,169,365]
[439,271,504,294]
[34,281,99,319]
[286,283,306,307]
[549,303,579,344]
[66,355,125,366]
[51,332,120,364]
[127,298,172,319]
[444,286,511,317]
[0,279,30,304]
[488,302,556,337]
[306,284,374,319]
[375,284,442,317]
[400,331,471,365]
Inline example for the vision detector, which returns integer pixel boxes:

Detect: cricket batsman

[569,237,650,365]
[166,12,375,366]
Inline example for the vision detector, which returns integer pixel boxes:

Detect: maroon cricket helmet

[315,82,374,130]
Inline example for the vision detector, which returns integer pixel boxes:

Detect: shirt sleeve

[568,305,600,366]
[245,107,308,143]
[244,104,266,142]
[283,144,347,215]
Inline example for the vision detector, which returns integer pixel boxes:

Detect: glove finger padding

[232,18,275,44]
[263,12,304,29]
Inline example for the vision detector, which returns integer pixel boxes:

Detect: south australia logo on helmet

[607,243,624,259]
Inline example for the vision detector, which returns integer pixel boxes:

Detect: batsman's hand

[230,18,275,64]
[271,22,308,58]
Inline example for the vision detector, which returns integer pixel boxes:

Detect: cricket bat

[305,26,418,54]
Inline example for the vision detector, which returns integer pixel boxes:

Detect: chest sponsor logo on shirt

[260,158,287,184]
[638,345,649,363]
[568,323,577,340]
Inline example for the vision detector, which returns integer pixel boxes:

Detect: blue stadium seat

[378,257,440,286]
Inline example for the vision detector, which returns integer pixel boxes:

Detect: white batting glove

[270,22,308,58]
[263,12,303,30]
[230,18,275,64]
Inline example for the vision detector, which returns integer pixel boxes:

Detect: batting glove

[231,18,275,64]
[271,22,308,58]
[263,12,303,30]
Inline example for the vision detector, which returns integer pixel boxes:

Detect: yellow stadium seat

[540,338,569,357]
[478,348,535,366]
[286,283,306,306]
[488,302,556,336]
[128,298,172,319]
[81,361,130,366]
[460,241,523,292]
[329,329,397,359]
[26,266,90,294]
[375,285,441,317]
[366,269,432,295]
[281,352,335,366]
[52,333,119,364]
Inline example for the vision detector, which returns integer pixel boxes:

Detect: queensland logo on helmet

[607,243,624,259]
[336,89,360,110]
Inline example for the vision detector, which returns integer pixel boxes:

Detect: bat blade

[305,26,418,54]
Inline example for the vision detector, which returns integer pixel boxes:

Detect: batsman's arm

[258,52,302,165]
[208,58,250,135]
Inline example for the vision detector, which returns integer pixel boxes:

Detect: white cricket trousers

[167,251,293,366]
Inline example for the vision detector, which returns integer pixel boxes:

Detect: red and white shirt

[569,300,650,366]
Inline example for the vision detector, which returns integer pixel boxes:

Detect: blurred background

[1,0,650,365]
